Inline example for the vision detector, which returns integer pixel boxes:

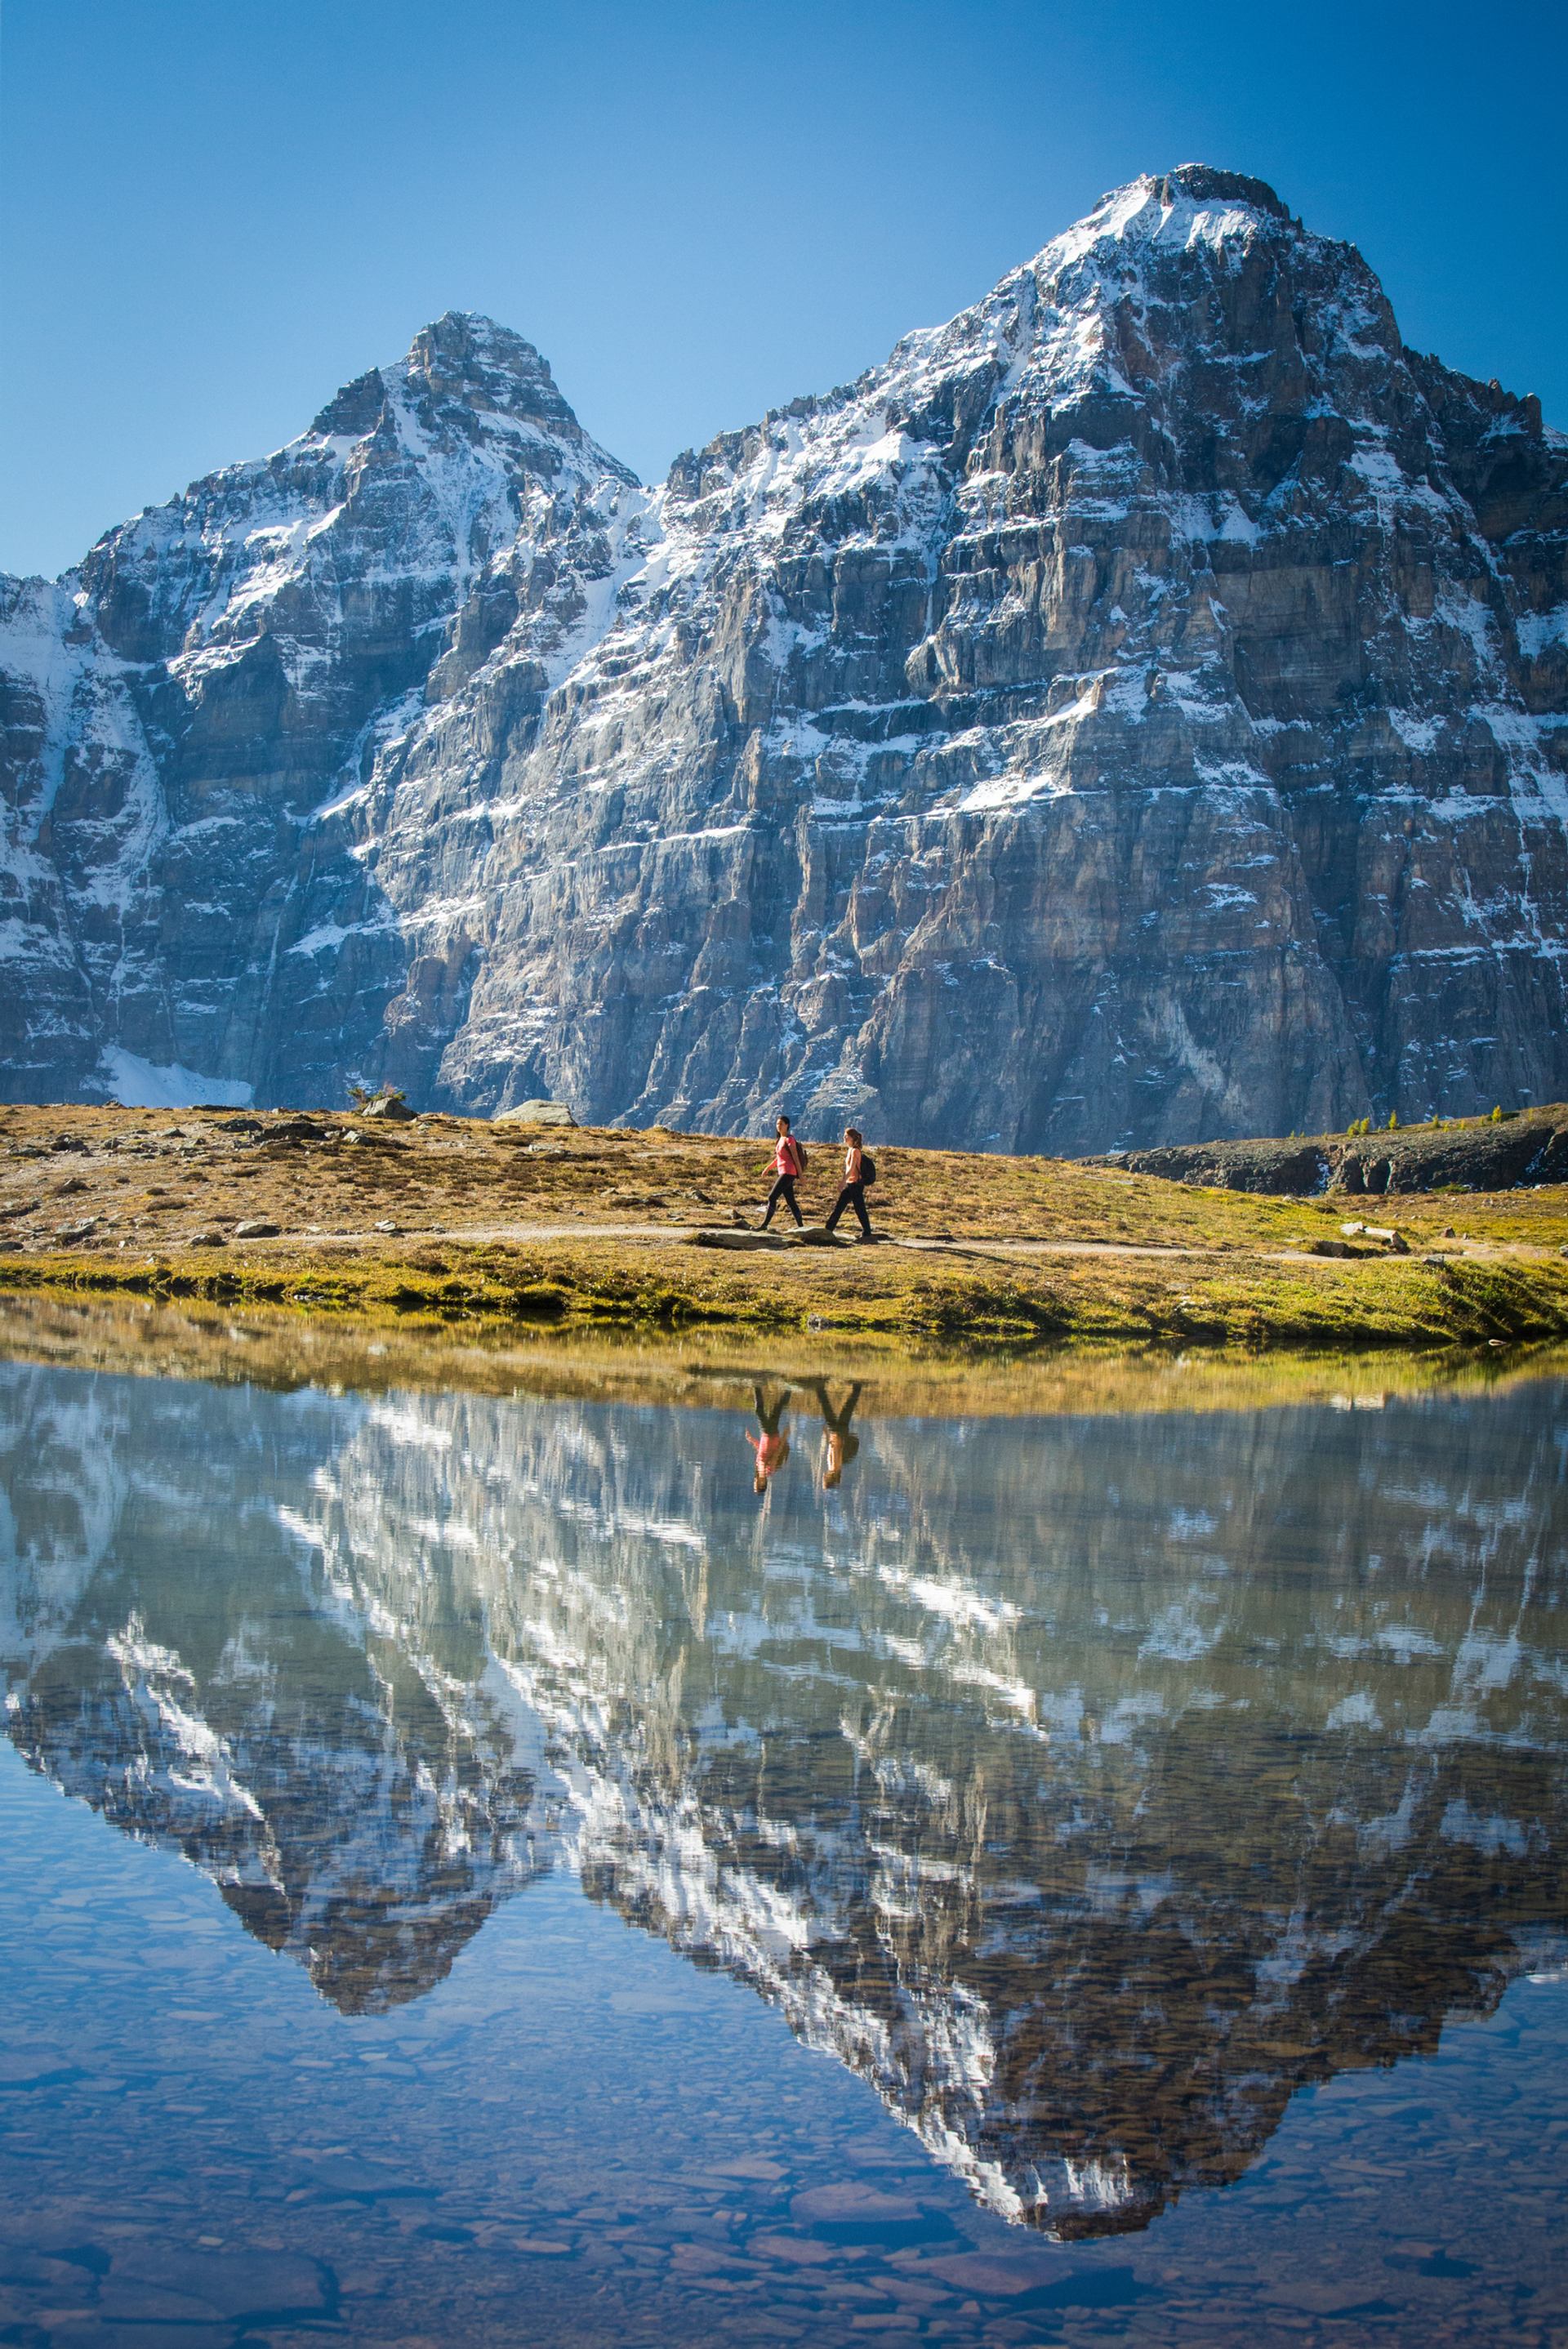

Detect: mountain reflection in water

[2,1361,1565,2244]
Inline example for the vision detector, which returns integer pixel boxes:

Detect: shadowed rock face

[4,167,1567,1145]
[2,1358,1566,2235]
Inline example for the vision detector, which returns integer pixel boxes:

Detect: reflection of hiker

[745,1384,791,1495]
[823,1126,875,1241]
[760,1115,807,1229]
[805,1379,862,1490]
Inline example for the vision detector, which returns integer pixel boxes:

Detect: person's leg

[824,1183,849,1232]
[852,1182,872,1238]
[760,1174,788,1228]
[784,1176,802,1227]
[824,1380,862,1435]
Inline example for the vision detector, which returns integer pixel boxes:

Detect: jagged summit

[1021,163,1294,283]
[1157,161,1288,212]
[390,309,598,442]
[1133,161,1289,219]
[672,165,1311,501]
[307,306,630,476]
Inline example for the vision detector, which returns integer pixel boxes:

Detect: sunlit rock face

[4,166,1568,1142]
[2,1362,1566,2234]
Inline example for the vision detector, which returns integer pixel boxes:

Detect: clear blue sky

[3,0,1565,580]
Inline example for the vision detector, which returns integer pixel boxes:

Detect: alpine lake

[2,1295,1566,2348]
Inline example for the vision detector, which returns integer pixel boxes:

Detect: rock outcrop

[4,167,1567,1149]
[1116,1106,1568,1193]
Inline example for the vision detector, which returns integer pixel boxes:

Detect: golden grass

[4,1102,1568,1352]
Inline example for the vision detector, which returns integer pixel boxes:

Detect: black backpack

[859,1152,877,1187]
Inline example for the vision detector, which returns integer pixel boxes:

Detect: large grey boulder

[493,1099,576,1128]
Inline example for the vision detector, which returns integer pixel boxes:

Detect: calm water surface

[2,1355,1566,2346]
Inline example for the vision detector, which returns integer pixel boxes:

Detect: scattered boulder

[1332,1219,1409,1253]
[233,1219,280,1239]
[259,1118,330,1146]
[495,1100,576,1129]
[688,1229,788,1252]
[359,1094,416,1123]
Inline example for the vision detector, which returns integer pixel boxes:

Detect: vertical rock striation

[4,167,1566,1147]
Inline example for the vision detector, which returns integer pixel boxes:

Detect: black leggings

[753,1384,787,1436]
[761,1174,802,1228]
[824,1180,871,1237]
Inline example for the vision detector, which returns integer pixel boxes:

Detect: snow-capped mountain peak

[2,168,1566,1137]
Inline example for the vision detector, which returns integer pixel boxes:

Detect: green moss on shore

[6,1228,1568,1353]
[6,1287,1565,1429]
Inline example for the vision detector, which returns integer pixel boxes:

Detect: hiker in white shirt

[823,1126,873,1240]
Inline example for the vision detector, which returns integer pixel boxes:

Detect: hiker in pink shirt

[760,1114,808,1229]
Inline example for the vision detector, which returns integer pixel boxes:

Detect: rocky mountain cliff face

[4,1362,1566,2235]
[4,166,1567,1148]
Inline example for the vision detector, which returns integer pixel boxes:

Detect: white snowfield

[2,167,1566,1148]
